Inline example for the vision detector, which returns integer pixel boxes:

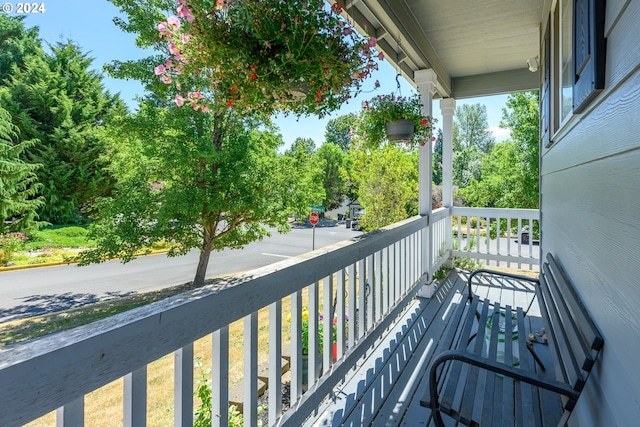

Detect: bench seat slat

[460,300,491,424]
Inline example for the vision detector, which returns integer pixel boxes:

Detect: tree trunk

[193,244,212,287]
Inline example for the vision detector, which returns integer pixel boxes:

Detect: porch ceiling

[333,0,546,98]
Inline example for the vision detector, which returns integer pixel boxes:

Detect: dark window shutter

[572,0,606,113]
[540,18,551,147]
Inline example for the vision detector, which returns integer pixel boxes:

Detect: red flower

[421,118,429,126]
[226,100,233,107]
[331,2,343,14]
[251,72,257,81]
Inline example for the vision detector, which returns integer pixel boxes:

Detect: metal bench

[421,253,604,426]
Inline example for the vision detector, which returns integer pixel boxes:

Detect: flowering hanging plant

[358,93,437,147]
[153,0,381,117]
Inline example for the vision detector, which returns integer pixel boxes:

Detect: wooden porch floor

[304,268,552,427]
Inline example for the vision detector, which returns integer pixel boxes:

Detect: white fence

[0,216,430,427]
[451,207,540,271]
[0,208,540,427]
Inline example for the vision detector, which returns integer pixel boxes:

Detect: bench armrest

[467,269,539,303]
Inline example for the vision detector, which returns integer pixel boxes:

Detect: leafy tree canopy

[352,145,418,231]
[324,113,359,152]
[79,102,306,286]
[453,103,495,153]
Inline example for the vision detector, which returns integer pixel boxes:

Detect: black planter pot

[385,119,415,142]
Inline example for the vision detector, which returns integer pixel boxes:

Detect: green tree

[0,107,44,234]
[283,137,325,216]
[432,128,443,185]
[352,145,417,231]
[0,15,40,83]
[458,92,540,209]
[324,113,358,151]
[453,145,483,188]
[0,21,121,224]
[314,143,348,211]
[80,103,304,286]
[453,103,495,153]
[500,91,539,208]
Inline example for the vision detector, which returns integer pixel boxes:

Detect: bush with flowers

[152,0,382,117]
[287,307,349,356]
[0,232,28,265]
[358,93,437,148]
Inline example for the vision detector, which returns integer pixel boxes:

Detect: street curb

[0,249,169,272]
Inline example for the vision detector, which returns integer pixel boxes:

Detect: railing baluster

[124,366,147,427]
[374,250,382,324]
[268,302,282,426]
[291,291,303,403]
[212,326,229,427]
[367,255,374,330]
[243,313,258,427]
[496,216,501,267]
[358,259,366,337]
[382,246,389,314]
[308,281,319,386]
[56,397,83,427]
[174,343,193,427]
[337,268,346,358]
[348,263,356,346]
[323,275,333,369]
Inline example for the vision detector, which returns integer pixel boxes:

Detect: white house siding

[540,1,640,425]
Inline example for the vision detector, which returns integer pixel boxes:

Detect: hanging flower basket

[358,93,437,148]
[385,119,415,142]
[152,0,382,117]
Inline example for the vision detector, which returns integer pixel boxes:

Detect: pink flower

[181,34,191,44]
[348,129,353,137]
[177,5,194,22]
[154,64,166,75]
[157,21,168,33]
[174,94,184,107]
[201,105,209,113]
[167,16,181,29]
[378,52,385,60]
[192,104,200,111]
[161,74,172,84]
[343,28,353,36]
[431,136,437,141]
[169,42,180,56]
[368,37,377,47]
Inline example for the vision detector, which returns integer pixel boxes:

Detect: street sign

[309,211,319,226]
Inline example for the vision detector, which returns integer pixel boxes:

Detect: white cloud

[491,126,511,142]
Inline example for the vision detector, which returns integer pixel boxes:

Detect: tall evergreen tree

[0,107,44,234]
[0,15,41,83]
[0,18,121,224]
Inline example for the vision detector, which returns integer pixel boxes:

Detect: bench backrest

[537,253,604,406]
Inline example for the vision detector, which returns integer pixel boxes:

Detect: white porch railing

[0,208,540,427]
[451,207,540,271]
[0,215,430,427]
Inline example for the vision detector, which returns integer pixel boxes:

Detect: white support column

[415,69,436,298]
[440,98,456,268]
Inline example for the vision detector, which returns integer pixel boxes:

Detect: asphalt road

[0,220,361,323]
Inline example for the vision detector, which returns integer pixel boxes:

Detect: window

[560,0,573,122]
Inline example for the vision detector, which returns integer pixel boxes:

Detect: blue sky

[17,0,510,150]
